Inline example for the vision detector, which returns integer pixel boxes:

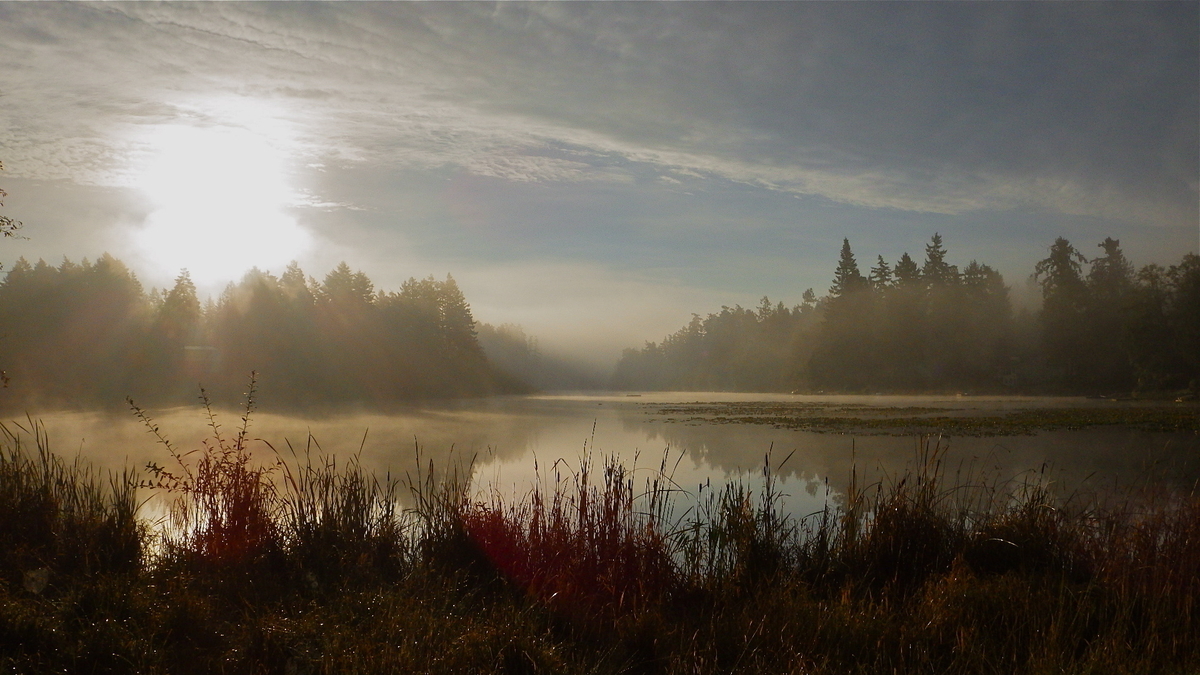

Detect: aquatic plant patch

[646,402,1200,435]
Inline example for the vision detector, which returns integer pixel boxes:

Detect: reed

[0,417,140,587]
[275,434,411,589]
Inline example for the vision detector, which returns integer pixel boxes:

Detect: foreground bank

[2,415,1196,674]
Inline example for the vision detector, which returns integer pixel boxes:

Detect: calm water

[14,393,1199,518]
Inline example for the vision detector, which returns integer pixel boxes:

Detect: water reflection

[15,393,1199,519]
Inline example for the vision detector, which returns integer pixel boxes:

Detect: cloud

[2,2,1194,231]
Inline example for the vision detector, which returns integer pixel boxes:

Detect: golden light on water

[134,119,312,285]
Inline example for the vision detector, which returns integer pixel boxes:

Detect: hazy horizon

[2,3,1196,369]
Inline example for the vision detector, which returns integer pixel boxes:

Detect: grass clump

[133,384,278,573]
[277,438,410,590]
[0,417,140,589]
[462,453,678,621]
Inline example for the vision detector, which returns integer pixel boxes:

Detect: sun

[135,123,312,286]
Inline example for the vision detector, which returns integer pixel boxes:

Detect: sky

[1,2,1196,371]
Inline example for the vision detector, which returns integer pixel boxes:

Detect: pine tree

[1080,238,1136,390]
[829,239,865,297]
[815,239,873,389]
[1033,237,1089,384]
[922,233,957,285]
[280,261,315,307]
[1088,238,1134,303]
[159,270,201,343]
[869,255,893,291]
[894,252,920,286]
[437,274,480,351]
[320,262,375,307]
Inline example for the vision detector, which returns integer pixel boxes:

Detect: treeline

[0,255,518,410]
[476,323,603,391]
[613,235,1199,395]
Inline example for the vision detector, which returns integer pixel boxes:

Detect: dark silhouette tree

[829,239,866,298]
[868,255,893,291]
[1084,238,1136,390]
[1165,254,1200,390]
[158,271,202,343]
[0,255,509,411]
[894,252,920,287]
[319,262,375,309]
[959,261,1013,385]
[140,270,204,399]
[813,239,874,389]
[874,251,927,389]
[0,161,21,385]
[921,234,966,385]
[921,233,957,287]
[611,234,1192,396]
[1033,237,1089,385]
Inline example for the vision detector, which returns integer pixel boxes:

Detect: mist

[613,234,1199,396]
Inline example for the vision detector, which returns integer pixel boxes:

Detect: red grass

[462,456,676,619]
[133,376,278,567]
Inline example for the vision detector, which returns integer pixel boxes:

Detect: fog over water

[15,393,1197,521]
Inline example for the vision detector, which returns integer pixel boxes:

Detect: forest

[612,235,1200,395]
[0,256,523,411]
[0,234,1197,409]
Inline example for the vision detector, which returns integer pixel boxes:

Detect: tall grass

[3,394,1197,673]
[461,452,678,621]
[0,417,140,587]
[276,434,410,588]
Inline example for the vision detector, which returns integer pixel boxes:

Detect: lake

[12,392,1199,519]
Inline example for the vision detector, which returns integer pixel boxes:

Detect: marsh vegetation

[1,393,1197,674]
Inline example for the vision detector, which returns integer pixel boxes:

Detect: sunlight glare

[136,123,311,285]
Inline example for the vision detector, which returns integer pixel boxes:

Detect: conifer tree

[814,239,873,389]
[159,270,201,343]
[922,233,957,285]
[1088,238,1134,303]
[894,252,920,286]
[1082,238,1136,389]
[869,255,893,291]
[1034,237,1089,383]
[829,239,865,297]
